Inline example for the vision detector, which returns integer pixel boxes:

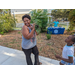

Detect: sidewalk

[0,46,60,65]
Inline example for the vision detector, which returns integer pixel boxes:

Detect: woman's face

[23,18,31,27]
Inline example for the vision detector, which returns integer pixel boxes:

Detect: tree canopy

[51,9,72,20]
[68,9,75,31]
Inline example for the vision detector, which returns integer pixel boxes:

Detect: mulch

[0,30,75,61]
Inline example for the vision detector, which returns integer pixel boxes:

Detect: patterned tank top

[21,26,36,49]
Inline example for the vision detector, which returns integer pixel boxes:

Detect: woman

[21,14,41,65]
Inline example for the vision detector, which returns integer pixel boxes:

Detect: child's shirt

[53,21,59,27]
[62,45,74,60]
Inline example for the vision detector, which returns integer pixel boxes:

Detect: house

[11,9,52,22]
[11,9,52,15]
[11,9,31,14]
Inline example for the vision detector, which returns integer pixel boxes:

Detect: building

[11,9,31,14]
[11,9,52,22]
[11,9,52,15]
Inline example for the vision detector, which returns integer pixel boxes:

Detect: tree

[8,9,11,14]
[0,9,17,34]
[51,9,58,19]
[68,9,75,31]
[51,9,72,20]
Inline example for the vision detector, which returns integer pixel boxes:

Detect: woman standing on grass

[21,14,41,65]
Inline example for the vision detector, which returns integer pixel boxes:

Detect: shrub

[30,9,48,33]
[46,30,52,40]
[0,10,17,33]
[0,32,4,35]
[46,34,51,40]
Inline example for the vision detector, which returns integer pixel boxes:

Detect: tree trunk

[9,9,11,15]
[63,18,64,22]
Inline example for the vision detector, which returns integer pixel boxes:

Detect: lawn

[58,24,70,30]
[0,30,75,61]
[48,24,69,30]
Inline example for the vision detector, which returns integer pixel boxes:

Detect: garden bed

[0,30,75,61]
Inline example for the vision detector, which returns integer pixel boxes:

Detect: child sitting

[55,35,75,65]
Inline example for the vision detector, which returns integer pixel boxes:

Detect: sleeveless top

[21,26,36,49]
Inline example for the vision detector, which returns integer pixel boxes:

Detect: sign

[54,29,58,34]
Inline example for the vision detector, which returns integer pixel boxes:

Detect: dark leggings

[22,45,40,65]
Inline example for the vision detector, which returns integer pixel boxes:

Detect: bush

[0,32,4,35]
[30,9,48,33]
[68,9,75,31]
[46,34,51,40]
[0,10,17,33]
[46,30,52,40]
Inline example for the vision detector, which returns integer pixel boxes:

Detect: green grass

[10,39,16,44]
[13,27,22,30]
[47,23,70,30]
[40,47,42,51]
[18,31,21,34]
[0,40,2,42]
[58,24,70,30]
[47,43,51,46]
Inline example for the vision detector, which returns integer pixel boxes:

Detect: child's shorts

[61,60,73,65]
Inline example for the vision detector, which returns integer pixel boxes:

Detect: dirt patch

[0,30,75,61]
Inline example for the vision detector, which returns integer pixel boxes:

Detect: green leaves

[51,9,71,19]
[0,9,17,34]
[46,34,51,40]
[68,9,75,31]
[30,9,48,33]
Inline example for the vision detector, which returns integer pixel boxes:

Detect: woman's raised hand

[32,23,35,30]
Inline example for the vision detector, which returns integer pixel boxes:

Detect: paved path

[16,23,24,28]
[0,46,60,65]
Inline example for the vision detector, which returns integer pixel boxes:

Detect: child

[55,35,75,65]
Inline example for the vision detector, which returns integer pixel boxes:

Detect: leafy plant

[30,9,48,33]
[0,32,4,35]
[46,34,51,40]
[46,30,52,40]
[0,9,17,33]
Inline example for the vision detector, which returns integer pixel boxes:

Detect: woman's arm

[29,24,38,35]
[35,30,38,35]
[55,55,73,63]
[22,25,35,40]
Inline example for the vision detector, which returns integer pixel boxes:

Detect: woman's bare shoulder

[22,25,27,30]
[22,25,27,28]
[22,25,29,31]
